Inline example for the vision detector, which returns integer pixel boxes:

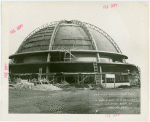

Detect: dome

[15,20,122,54]
[9,20,139,89]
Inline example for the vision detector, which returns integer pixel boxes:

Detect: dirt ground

[9,87,140,114]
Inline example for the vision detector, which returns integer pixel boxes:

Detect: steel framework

[15,20,122,54]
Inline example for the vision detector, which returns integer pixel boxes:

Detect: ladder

[93,62,101,85]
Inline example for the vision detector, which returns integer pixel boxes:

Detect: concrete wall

[64,57,97,62]
[65,53,97,62]
[23,55,47,63]
[73,57,97,62]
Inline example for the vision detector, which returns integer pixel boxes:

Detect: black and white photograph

[1,1,149,121]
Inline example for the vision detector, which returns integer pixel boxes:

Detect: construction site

[9,20,140,89]
[8,20,141,114]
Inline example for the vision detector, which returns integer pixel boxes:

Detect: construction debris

[10,78,102,91]
[62,81,69,85]
[33,84,62,91]
[14,80,34,89]
[88,84,94,90]
[11,78,62,91]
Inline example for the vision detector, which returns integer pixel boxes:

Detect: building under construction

[9,20,139,88]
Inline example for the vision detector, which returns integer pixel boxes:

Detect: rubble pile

[12,78,62,91]
[14,80,34,89]
[10,78,102,91]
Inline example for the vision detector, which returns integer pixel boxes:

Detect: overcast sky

[7,1,149,69]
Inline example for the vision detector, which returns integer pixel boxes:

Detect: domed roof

[16,20,122,54]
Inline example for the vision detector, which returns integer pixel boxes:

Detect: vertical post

[47,53,51,62]
[30,74,31,82]
[64,51,66,62]
[39,68,42,83]
[47,53,50,82]
[99,66,102,72]
[97,53,100,62]
[28,75,30,82]
[70,51,71,62]
[105,74,106,89]
[82,74,84,84]
[46,66,49,80]
[99,66,102,86]
[128,74,130,84]
[119,75,121,82]
[114,77,115,88]
[77,74,79,84]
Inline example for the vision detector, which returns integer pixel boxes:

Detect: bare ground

[9,87,140,114]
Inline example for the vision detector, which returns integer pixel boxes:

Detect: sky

[7,1,149,69]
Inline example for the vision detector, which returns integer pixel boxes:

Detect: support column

[46,66,49,80]
[70,52,71,62]
[47,53,51,62]
[47,53,51,81]
[77,75,79,84]
[99,66,102,87]
[105,74,107,89]
[97,53,100,62]
[114,78,115,88]
[38,68,42,83]
[82,74,84,84]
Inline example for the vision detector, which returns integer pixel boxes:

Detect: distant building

[9,20,139,88]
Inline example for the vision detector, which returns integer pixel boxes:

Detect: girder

[15,21,58,54]
[49,20,67,50]
[15,20,122,54]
